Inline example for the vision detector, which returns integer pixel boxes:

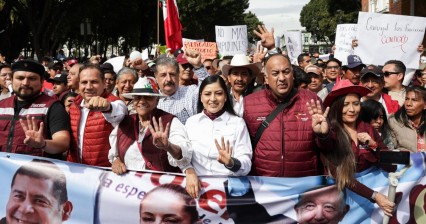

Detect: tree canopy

[0,0,262,61]
[300,0,360,43]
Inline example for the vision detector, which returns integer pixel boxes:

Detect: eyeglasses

[181,64,194,70]
[383,71,400,77]
[326,66,340,70]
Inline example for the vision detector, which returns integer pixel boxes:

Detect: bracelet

[35,141,47,150]
[371,191,378,202]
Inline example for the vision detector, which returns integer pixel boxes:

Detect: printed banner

[215,25,248,56]
[283,31,302,64]
[355,12,426,69]
[334,24,357,65]
[183,42,217,61]
[0,152,425,223]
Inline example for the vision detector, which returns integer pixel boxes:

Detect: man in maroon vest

[108,76,190,174]
[0,60,70,158]
[67,64,127,167]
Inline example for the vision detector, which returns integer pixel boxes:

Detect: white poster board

[355,12,426,69]
[283,31,302,63]
[334,24,357,65]
[215,25,248,56]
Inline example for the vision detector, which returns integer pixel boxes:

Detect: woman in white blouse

[181,75,253,198]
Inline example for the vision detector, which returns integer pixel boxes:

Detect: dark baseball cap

[361,66,384,80]
[47,73,67,84]
[345,55,365,69]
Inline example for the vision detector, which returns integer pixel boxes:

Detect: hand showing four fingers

[306,99,330,135]
[214,137,233,167]
[148,117,171,150]
[19,115,45,148]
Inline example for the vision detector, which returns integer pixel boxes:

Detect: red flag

[162,0,183,52]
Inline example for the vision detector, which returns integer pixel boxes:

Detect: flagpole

[157,0,160,45]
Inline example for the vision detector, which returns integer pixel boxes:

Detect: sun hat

[323,79,371,108]
[121,76,165,99]
[221,54,261,76]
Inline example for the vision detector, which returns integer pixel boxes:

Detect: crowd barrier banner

[283,31,302,65]
[334,24,357,65]
[0,152,425,224]
[355,12,426,69]
[215,25,248,56]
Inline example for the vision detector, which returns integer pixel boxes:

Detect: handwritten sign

[215,25,248,56]
[355,12,426,69]
[183,42,218,61]
[283,31,302,63]
[334,24,357,65]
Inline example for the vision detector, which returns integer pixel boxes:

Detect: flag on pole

[162,0,183,52]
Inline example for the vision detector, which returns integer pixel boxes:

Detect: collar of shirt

[198,110,231,122]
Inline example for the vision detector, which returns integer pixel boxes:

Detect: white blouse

[182,111,252,176]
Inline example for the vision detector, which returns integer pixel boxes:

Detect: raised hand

[84,96,111,112]
[148,117,171,150]
[184,49,202,69]
[253,44,267,63]
[214,137,233,167]
[253,25,275,50]
[111,157,127,175]
[185,168,202,198]
[19,115,45,148]
[306,99,330,135]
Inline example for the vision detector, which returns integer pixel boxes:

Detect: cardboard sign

[183,42,217,61]
[283,31,302,63]
[355,12,426,69]
[215,25,248,56]
[334,24,357,65]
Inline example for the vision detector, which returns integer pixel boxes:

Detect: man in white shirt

[67,64,127,167]
[382,60,407,106]
[222,54,261,117]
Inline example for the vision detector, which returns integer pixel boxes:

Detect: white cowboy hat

[221,54,261,76]
[121,77,165,99]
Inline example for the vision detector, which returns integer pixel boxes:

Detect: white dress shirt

[182,111,252,176]
[231,90,244,117]
[78,99,127,159]
[108,117,191,172]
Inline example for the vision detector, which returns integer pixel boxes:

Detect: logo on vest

[256,116,266,122]
[31,104,46,108]
[294,112,309,121]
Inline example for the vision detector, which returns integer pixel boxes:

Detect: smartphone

[380,151,410,165]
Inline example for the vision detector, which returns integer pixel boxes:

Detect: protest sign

[355,12,426,69]
[283,31,302,63]
[183,42,217,61]
[334,24,357,65]
[215,25,248,56]
[1,152,425,223]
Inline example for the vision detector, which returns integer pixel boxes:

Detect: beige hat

[121,77,165,99]
[221,54,261,76]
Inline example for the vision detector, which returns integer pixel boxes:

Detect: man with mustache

[221,54,261,117]
[67,64,127,167]
[244,26,335,177]
[0,60,70,159]
[155,50,209,124]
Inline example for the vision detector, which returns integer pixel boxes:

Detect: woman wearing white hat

[108,77,191,174]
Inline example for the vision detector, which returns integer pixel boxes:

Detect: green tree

[300,0,360,43]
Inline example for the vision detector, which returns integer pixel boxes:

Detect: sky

[247,0,310,36]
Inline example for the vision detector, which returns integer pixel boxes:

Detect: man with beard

[0,60,70,158]
[222,54,261,117]
[155,50,209,124]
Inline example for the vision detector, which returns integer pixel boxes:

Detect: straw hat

[121,77,165,99]
[221,54,261,76]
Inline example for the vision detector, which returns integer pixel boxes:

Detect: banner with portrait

[354,12,426,69]
[0,152,425,224]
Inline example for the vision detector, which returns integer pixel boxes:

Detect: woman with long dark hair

[322,80,394,216]
[388,86,426,152]
[359,99,393,148]
[177,75,252,198]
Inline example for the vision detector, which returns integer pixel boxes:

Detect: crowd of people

[0,25,425,221]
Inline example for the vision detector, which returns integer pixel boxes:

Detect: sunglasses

[181,64,194,70]
[383,71,400,77]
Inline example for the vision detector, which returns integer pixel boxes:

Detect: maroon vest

[0,94,57,157]
[117,109,181,173]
